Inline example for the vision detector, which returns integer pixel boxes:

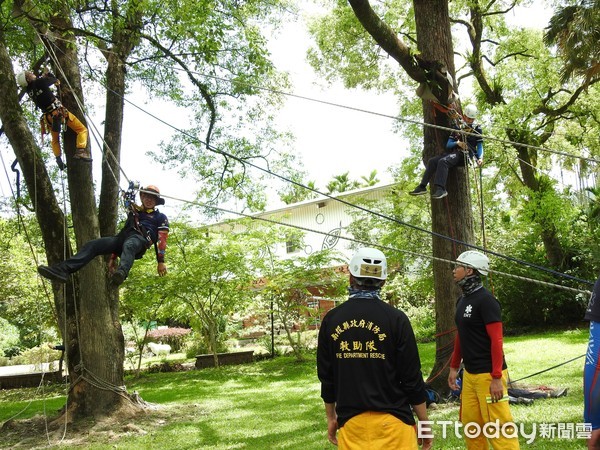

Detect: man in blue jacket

[37,185,169,287]
[409,104,483,199]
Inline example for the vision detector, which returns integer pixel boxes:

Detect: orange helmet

[141,185,165,205]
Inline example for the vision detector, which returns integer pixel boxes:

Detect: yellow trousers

[45,110,88,157]
[338,411,418,450]
[460,369,520,450]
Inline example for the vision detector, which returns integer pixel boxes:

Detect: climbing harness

[121,182,157,252]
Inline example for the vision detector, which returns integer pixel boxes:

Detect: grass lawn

[0,328,590,449]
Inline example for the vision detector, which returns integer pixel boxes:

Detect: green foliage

[0,318,20,356]
[159,224,260,355]
[247,223,347,360]
[147,361,186,373]
[326,171,359,194]
[184,339,208,359]
[8,344,61,369]
[307,0,413,92]
[383,276,435,342]
[0,216,56,349]
[492,236,589,327]
[544,0,600,83]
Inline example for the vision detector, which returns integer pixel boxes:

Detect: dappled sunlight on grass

[0,331,592,449]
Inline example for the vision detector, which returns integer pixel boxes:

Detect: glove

[56,156,66,171]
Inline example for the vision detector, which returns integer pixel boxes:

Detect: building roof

[251,182,399,218]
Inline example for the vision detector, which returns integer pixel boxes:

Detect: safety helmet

[16,71,28,88]
[141,185,165,205]
[348,247,387,280]
[456,250,489,275]
[463,104,478,119]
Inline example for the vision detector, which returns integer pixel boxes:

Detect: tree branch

[139,32,217,149]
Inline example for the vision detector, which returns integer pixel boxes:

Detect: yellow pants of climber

[45,110,88,158]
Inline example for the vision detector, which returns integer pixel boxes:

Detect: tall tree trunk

[8,0,136,420]
[98,2,143,237]
[44,12,130,419]
[348,0,475,392]
[98,53,125,237]
[414,0,474,391]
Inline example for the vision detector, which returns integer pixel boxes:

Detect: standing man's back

[317,247,432,450]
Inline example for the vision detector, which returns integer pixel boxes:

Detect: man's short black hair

[354,277,385,289]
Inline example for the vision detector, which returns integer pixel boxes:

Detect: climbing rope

[33,31,596,288]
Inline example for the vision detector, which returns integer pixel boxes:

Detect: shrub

[0,318,20,355]
[185,340,210,358]
[146,327,191,352]
[9,345,61,369]
[147,361,185,373]
[3,345,21,359]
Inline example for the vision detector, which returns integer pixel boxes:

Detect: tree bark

[45,10,129,418]
[414,0,474,392]
[98,3,143,237]
[7,0,136,420]
[348,0,475,391]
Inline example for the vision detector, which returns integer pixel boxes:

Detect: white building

[210,182,397,261]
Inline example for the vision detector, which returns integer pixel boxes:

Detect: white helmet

[16,71,28,88]
[348,247,387,280]
[463,104,478,119]
[456,251,489,275]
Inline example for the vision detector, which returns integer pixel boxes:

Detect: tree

[311,0,474,390]
[326,171,360,193]
[1,3,127,420]
[455,1,600,274]
[1,0,291,421]
[120,264,173,376]
[544,0,600,86]
[310,0,600,387]
[227,221,348,361]
[0,216,56,348]
[160,225,258,366]
[360,169,380,187]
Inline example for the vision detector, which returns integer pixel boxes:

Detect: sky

[0,2,552,221]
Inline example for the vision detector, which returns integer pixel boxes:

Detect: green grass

[0,328,590,449]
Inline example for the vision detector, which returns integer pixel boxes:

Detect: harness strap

[44,99,63,113]
[129,206,154,249]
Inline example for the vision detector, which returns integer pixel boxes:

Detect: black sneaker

[37,265,68,283]
[409,185,427,196]
[110,269,127,287]
[431,187,448,199]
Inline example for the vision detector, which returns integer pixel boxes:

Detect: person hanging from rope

[447,251,520,450]
[37,185,169,287]
[16,69,91,170]
[584,275,600,450]
[409,104,484,200]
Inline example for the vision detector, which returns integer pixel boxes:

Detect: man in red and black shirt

[448,251,519,450]
[38,185,169,287]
